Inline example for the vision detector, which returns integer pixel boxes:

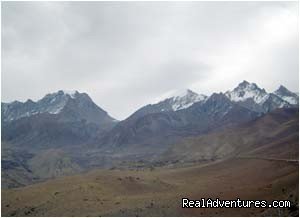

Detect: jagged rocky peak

[204,92,233,108]
[231,80,252,90]
[172,89,197,98]
[42,90,78,101]
[61,90,79,98]
[25,99,35,104]
[208,92,228,100]
[237,80,250,88]
[1,90,116,123]
[128,88,208,120]
[275,85,290,95]
[224,80,295,113]
[225,80,268,104]
[235,80,266,94]
[167,89,207,111]
[2,90,77,122]
[273,85,299,105]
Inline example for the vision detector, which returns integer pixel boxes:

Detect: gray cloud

[2,1,298,120]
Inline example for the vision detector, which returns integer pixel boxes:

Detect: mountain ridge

[1,80,298,188]
[127,80,297,120]
[2,90,117,124]
[2,81,298,122]
[1,90,118,151]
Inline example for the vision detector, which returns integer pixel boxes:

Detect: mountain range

[2,90,117,150]
[1,80,299,188]
[97,81,297,154]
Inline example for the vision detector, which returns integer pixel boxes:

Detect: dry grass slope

[2,157,298,216]
[2,108,298,216]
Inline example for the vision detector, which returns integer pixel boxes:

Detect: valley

[2,1,299,216]
[1,157,298,216]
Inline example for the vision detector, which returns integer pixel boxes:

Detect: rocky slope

[159,108,298,163]
[225,81,293,113]
[1,81,298,188]
[2,90,117,150]
[97,81,298,156]
[273,85,299,105]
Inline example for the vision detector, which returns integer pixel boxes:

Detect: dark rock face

[225,81,295,113]
[2,91,116,124]
[159,107,299,163]
[128,89,207,120]
[1,91,117,150]
[98,93,260,155]
[273,85,299,105]
[261,93,290,113]
[95,82,298,157]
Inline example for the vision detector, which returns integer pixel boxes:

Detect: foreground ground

[1,156,298,217]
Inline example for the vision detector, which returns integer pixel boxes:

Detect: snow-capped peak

[61,90,78,99]
[169,89,207,111]
[171,89,195,98]
[225,80,268,104]
[273,85,299,105]
[2,90,82,122]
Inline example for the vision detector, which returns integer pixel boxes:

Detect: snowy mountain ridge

[1,90,116,125]
[2,81,298,123]
[224,81,298,112]
[166,89,207,111]
[152,81,298,114]
[273,85,299,105]
[2,90,79,122]
[225,80,269,104]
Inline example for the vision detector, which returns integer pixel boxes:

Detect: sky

[2,1,299,120]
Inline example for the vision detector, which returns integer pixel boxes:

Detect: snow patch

[2,90,82,121]
[171,90,207,111]
[226,82,268,105]
[281,96,298,105]
[62,90,77,99]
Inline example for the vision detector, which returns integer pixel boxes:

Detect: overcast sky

[2,1,299,120]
